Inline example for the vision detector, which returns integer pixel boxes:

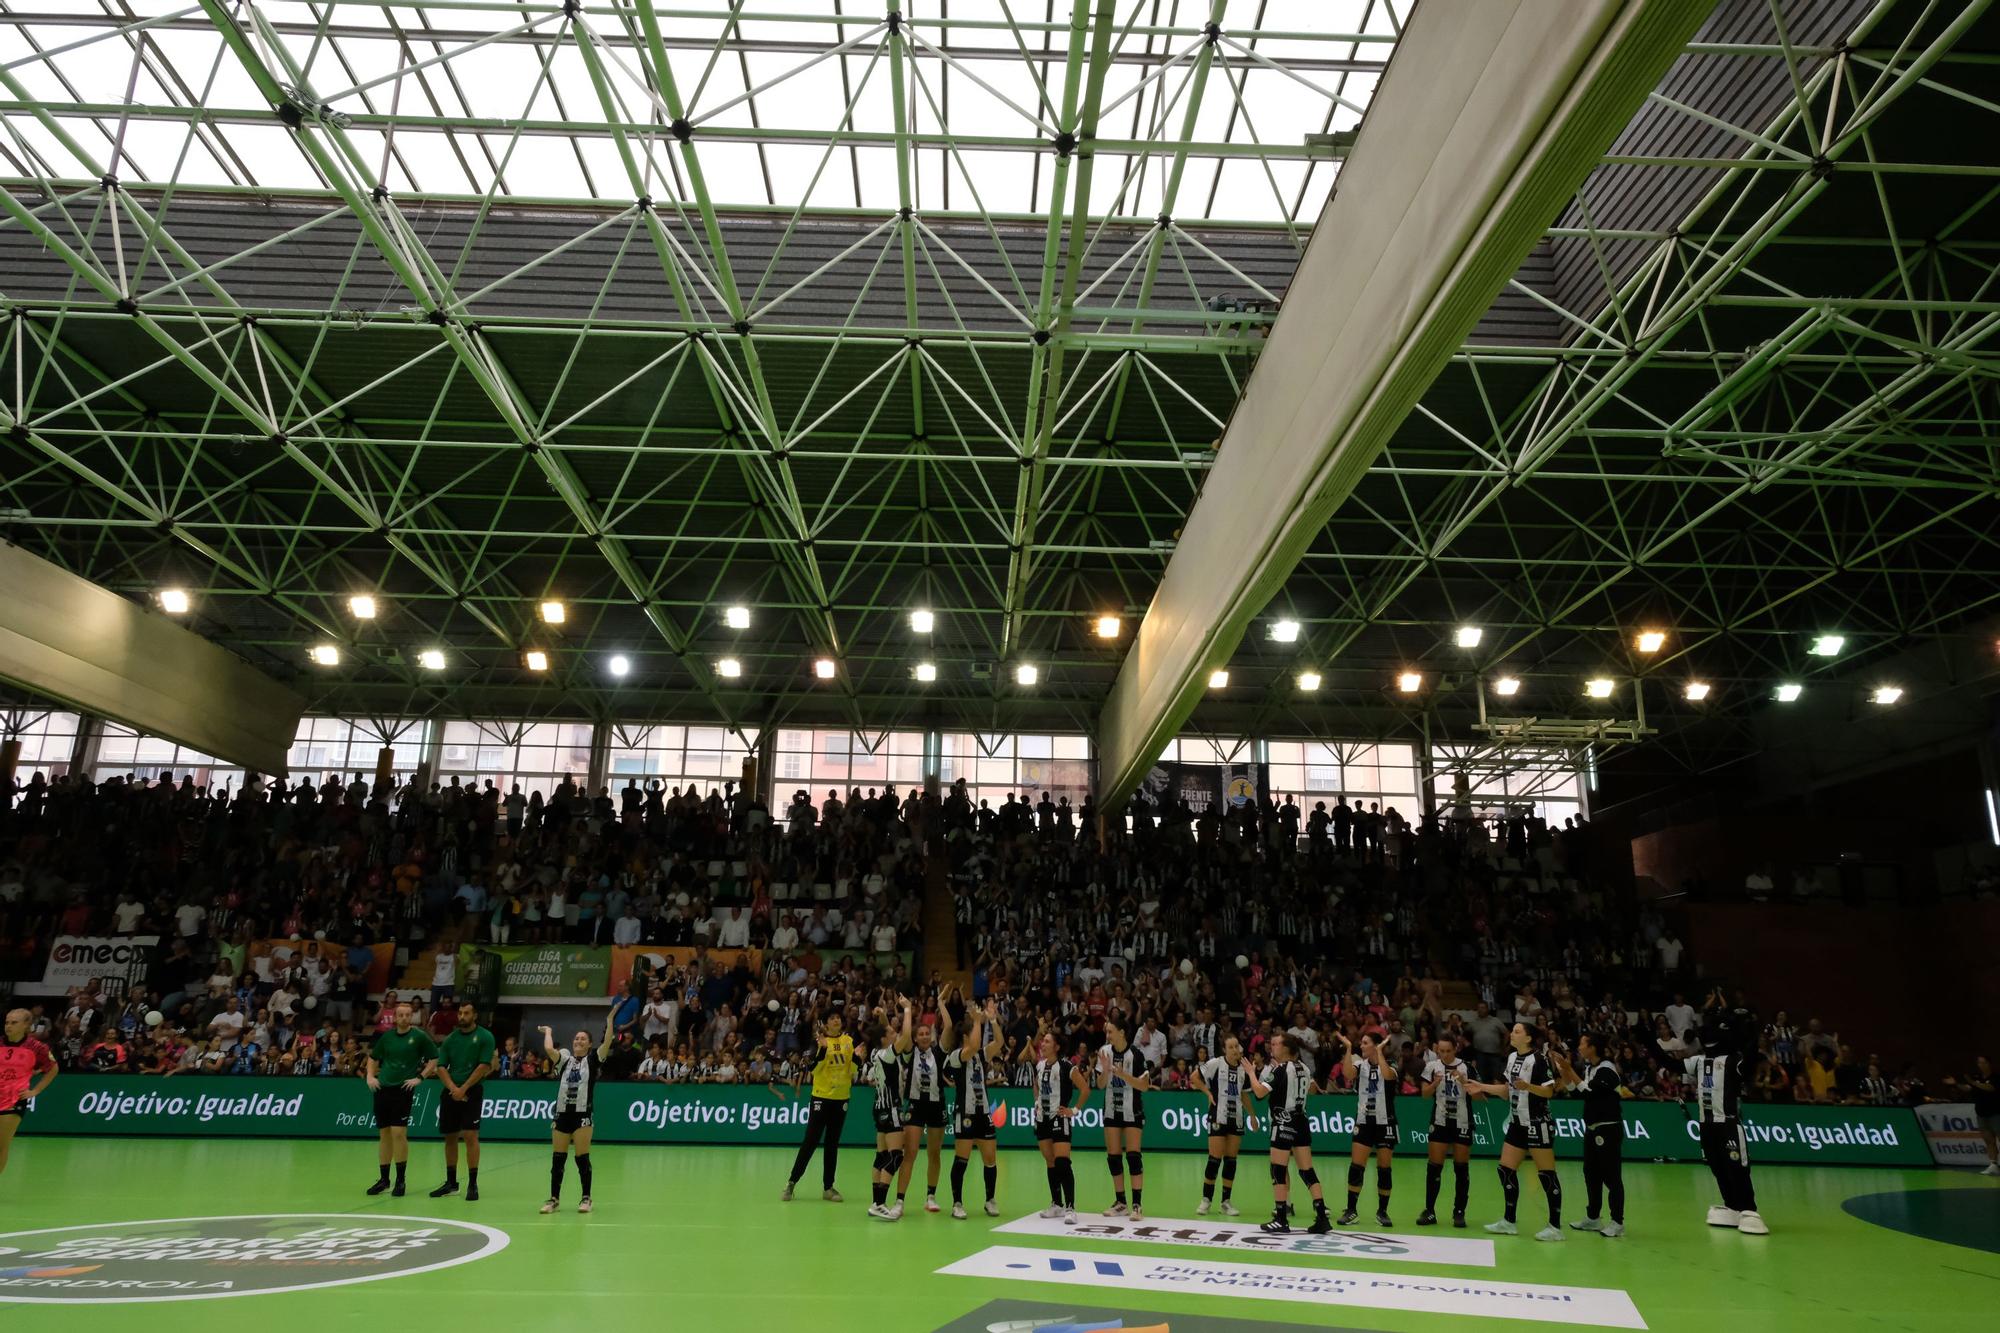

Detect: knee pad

[1347,1162,1365,1189]
[1125,1151,1144,1178]
[1377,1167,1392,1192]
[1222,1156,1238,1179]
[1203,1155,1221,1180]
[1107,1154,1125,1177]
[1298,1167,1319,1188]
[1498,1164,1518,1183]
[1539,1169,1561,1194]
[886,1149,904,1175]
[1270,1162,1289,1187]
[871,1150,888,1172]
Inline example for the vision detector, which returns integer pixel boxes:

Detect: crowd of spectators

[0,765,1965,1110]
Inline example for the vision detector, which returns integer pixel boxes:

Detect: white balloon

[1234,954,1249,970]
[303,996,319,1010]
[145,1010,164,1027]
[767,999,781,1012]
[1180,959,1194,975]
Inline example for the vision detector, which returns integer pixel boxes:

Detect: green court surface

[1,1138,1995,1331]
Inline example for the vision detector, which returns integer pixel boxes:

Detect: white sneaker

[1039,1205,1063,1219]
[924,1196,941,1213]
[1535,1225,1564,1242]
[886,1201,904,1219]
[1484,1219,1517,1235]
[1601,1221,1625,1238]
[1221,1199,1240,1217]
[780,1183,794,1202]
[1103,1201,1128,1216]
[1570,1218,1603,1232]
[984,1200,1000,1217]
[1063,1208,1078,1225]
[1983,1163,2000,1176]
[823,1188,843,1203]
[866,1203,887,1220]
[577,1197,592,1214]
[1196,1198,1211,1215]
[539,1198,559,1214]
[1737,1211,1770,1236]
[951,1201,967,1219]
[1706,1206,1742,1228]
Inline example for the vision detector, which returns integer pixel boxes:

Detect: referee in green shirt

[366,1000,440,1196]
[430,1000,496,1200]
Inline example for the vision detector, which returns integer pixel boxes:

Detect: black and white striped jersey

[1684,1053,1743,1124]
[1505,1050,1553,1127]
[553,1048,601,1114]
[944,1048,991,1116]
[867,1046,901,1104]
[1423,1054,1473,1133]
[904,1045,944,1108]
[1099,1043,1150,1120]
[1349,1052,1396,1125]
[1198,1055,1248,1124]
[1265,1057,1312,1121]
[1033,1057,1073,1120]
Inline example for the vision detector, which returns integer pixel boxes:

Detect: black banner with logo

[1131,761,1269,816]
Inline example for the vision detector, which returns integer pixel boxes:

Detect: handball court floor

[1,1139,1995,1332]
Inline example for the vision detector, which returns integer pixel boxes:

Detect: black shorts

[1105,1110,1144,1130]
[437,1085,484,1134]
[553,1109,593,1135]
[1035,1115,1072,1143]
[1272,1112,1312,1152]
[373,1085,415,1128]
[873,1100,905,1134]
[1505,1119,1554,1151]
[956,1109,995,1140]
[0,1101,25,1119]
[1353,1120,1397,1150]
[1428,1123,1472,1147]
[907,1099,947,1129]
[1208,1117,1244,1139]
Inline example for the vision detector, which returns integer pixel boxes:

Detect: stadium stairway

[920,848,967,992]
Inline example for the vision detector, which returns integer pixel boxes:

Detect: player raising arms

[1,1007,59,1182]
[1417,1033,1480,1228]
[1337,1030,1398,1227]
[866,996,909,1221]
[539,1010,614,1213]
[1685,992,1768,1235]
[1248,1032,1331,1234]
[782,1007,856,1203]
[1098,1011,1154,1219]
[944,997,1005,1219]
[1030,1027,1088,1222]
[897,993,952,1214]
[428,1000,494,1201]
[365,999,438,1197]
[1194,1033,1252,1215]
[1468,1022,1564,1241]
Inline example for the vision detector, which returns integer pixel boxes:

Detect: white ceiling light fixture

[1775,682,1803,702]
[1296,671,1322,691]
[1397,671,1422,693]
[910,608,935,634]
[1871,685,1903,705]
[1635,630,1666,654]
[522,649,550,672]
[813,658,837,680]
[1270,619,1300,643]
[158,588,191,614]
[1585,677,1615,699]
[608,654,631,678]
[1208,669,1230,689]
[1455,626,1483,649]
[1684,681,1711,701]
[539,600,566,625]
[724,605,751,629]
[1094,615,1122,639]
[914,662,937,683]
[1014,663,1039,686]
[309,644,340,666]
[1809,634,1844,657]
[716,658,742,679]
[348,594,377,620]
[1492,676,1520,697]
[417,649,447,671]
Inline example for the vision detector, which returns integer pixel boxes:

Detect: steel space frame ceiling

[1,0,1997,794]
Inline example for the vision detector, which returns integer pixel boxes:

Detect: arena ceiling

[2,0,1998,797]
